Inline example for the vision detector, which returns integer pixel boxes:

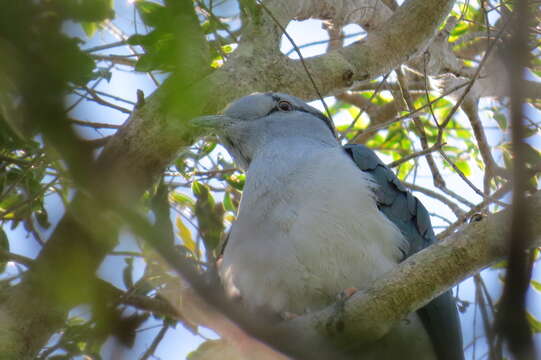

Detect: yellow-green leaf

[531,280,541,293]
[455,159,471,176]
[176,217,196,252]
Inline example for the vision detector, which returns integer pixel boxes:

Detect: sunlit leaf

[223,192,236,212]
[176,217,196,253]
[527,312,541,333]
[225,173,245,191]
[494,113,508,130]
[81,22,98,37]
[170,192,195,208]
[531,280,541,293]
[455,129,471,140]
[455,159,471,176]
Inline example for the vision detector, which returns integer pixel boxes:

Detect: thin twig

[437,184,512,240]
[83,87,132,114]
[0,249,33,267]
[396,68,446,187]
[91,54,138,66]
[388,143,444,169]
[351,81,471,141]
[436,20,510,141]
[340,72,392,142]
[139,325,169,360]
[403,181,465,217]
[83,40,127,53]
[257,1,335,131]
[69,118,122,129]
[438,150,508,207]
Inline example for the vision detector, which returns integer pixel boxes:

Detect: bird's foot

[337,287,358,301]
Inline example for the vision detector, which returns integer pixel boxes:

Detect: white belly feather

[219,141,436,359]
[220,143,404,313]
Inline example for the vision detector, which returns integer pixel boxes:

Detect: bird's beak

[190,115,237,130]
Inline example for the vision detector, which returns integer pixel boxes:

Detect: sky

[3,0,541,359]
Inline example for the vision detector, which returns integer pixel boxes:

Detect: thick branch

[282,0,456,98]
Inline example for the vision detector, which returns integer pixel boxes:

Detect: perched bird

[192,93,463,360]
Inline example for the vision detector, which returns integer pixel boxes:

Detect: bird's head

[191,92,337,169]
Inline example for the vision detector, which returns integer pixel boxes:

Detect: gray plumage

[192,93,463,360]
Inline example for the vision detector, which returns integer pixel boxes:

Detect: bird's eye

[277,100,293,112]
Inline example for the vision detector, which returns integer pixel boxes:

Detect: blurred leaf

[223,192,236,213]
[188,339,243,360]
[531,280,541,292]
[225,173,245,191]
[136,1,167,27]
[397,160,414,180]
[455,159,471,176]
[171,192,195,208]
[80,22,99,37]
[192,181,209,199]
[491,259,507,269]
[194,186,223,253]
[53,0,115,22]
[67,317,87,326]
[176,217,196,253]
[0,228,9,273]
[494,113,508,130]
[112,312,150,348]
[455,129,471,140]
[523,143,540,165]
[36,208,50,228]
[527,312,541,333]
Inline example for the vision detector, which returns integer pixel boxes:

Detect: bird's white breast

[220,139,405,314]
[219,139,437,359]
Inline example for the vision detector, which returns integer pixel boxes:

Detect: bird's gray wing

[344,144,464,360]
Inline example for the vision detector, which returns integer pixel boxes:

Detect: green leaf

[491,259,507,269]
[494,113,507,130]
[134,53,158,72]
[127,34,147,46]
[0,228,9,273]
[455,129,471,140]
[81,22,99,37]
[67,317,87,326]
[225,173,245,191]
[136,1,167,27]
[531,280,541,293]
[527,312,541,333]
[223,192,236,212]
[192,181,209,199]
[170,192,195,208]
[455,159,471,176]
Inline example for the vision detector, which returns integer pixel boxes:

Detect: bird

[192,92,463,360]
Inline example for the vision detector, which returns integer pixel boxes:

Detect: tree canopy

[0,0,540,359]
